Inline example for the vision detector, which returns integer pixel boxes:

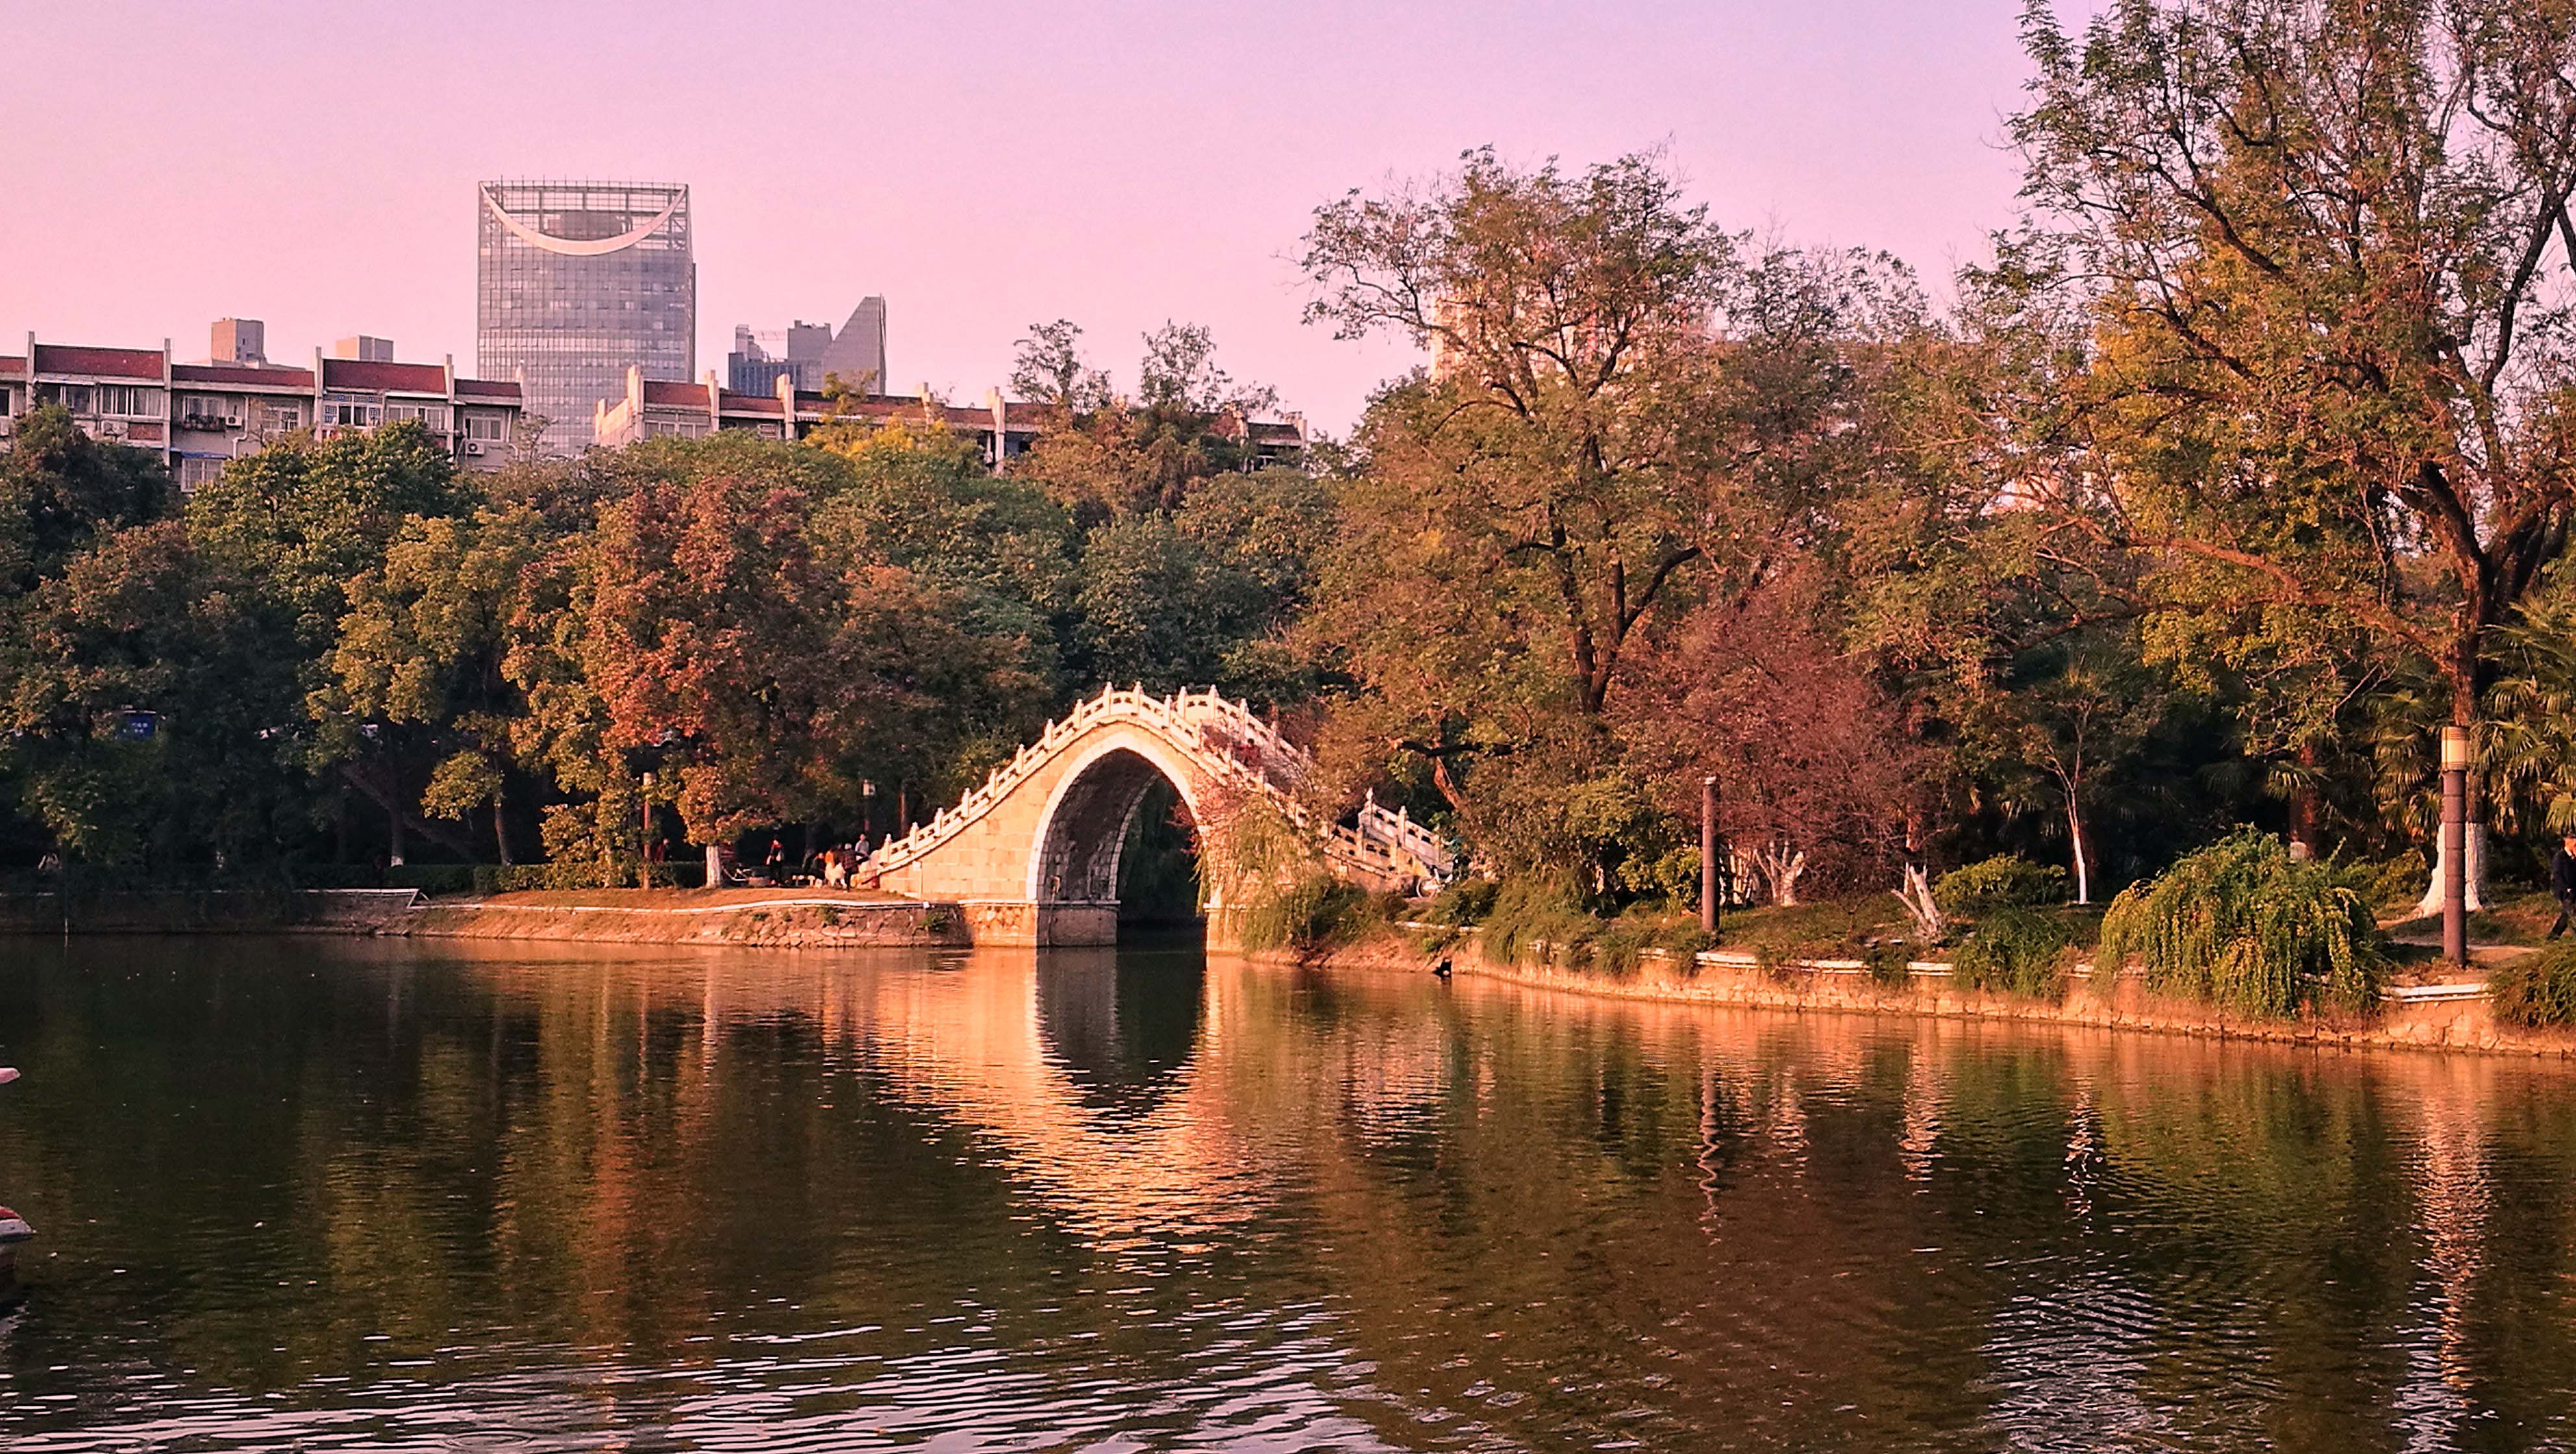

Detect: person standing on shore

[2553,835,2576,939]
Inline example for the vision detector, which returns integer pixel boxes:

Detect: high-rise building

[821,296,888,393]
[476,179,695,454]
[727,302,887,395]
[333,335,395,362]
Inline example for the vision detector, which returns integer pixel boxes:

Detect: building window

[322,400,380,428]
[178,457,228,491]
[95,386,163,418]
[258,404,304,433]
[464,412,508,441]
[385,403,451,431]
[36,384,95,413]
[179,394,245,427]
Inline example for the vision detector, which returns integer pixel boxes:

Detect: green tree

[2013,0,2576,889]
[1074,468,1331,700]
[0,521,310,865]
[1137,321,1277,417]
[319,507,558,865]
[1009,319,1113,413]
[0,404,173,595]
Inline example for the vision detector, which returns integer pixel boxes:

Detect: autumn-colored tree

[1301,149,1930,882]
[1618,570,1935,905]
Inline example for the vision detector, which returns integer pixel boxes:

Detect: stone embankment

[391,889,976,948]
[1334,930,2568,1059]
[0,887,971,949]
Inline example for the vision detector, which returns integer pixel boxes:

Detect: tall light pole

[1700,775,1720,937]
[2440,724,2472,968]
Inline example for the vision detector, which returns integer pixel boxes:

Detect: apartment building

[593,365,1309,474]
[593,364,1043,465]
[0,328,525,489]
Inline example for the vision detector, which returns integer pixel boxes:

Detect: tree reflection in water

[3,939,2576,1449]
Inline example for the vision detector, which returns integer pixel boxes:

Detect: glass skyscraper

[476,179,695,454]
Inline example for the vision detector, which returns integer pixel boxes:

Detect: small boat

[0,1205,28,1284]
[0,1070,21,1285]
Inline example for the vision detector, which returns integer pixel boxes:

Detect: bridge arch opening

[1030,745,1204,940]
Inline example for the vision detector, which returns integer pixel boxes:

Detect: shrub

[1861,938,1915,989]
[1934,856,2071,915]
[1239,872,1374,958]
[1752,941,1793,982]
[1478,874,1596,967]
[388,865,477,897]
[2096,829,2386,1017]
[2339,852,2430,914]
[2490,942,2576,1028]
[1426,876,1500,926]
[1951,906,2072,999]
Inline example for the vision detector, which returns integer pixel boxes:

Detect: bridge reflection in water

[7,938,2576,1449]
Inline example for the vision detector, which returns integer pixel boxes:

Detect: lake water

[5,937,2576,1451]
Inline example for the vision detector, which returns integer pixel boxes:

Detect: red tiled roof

[320,358,447,395]
[32,344,164,380]
[453,378,520,400]
[0,356,23,374]
[171,362,316,389]
[640,379,709,408]
[717,393,784,415]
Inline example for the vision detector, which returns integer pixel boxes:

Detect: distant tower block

[332,336,395,362]
[212,317,266,365]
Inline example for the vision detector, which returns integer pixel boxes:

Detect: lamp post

[639,772,656,888]
[2440,724,2473,968]
[1700,775,1720,937]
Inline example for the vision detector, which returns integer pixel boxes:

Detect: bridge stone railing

[866,685,1454,886]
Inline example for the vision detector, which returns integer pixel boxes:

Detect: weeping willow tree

[1194,780,1372,955]
[2096,830,2386,1017]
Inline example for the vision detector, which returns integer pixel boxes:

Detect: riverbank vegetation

[8,2,2576,1024]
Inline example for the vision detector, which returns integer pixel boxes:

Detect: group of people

[758,836,878,891]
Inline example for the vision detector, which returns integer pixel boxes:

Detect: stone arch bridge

[869,686,1453,948]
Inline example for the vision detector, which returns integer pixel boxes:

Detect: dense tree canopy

[10,5,2576,915]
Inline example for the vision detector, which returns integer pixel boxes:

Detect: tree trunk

[1894,863,1942,941]
[492,785,512,868]
[2064,793,2092,906]
[706,841,727,889]
[388,811,405,869]
[1759,841,1808,906]
[2287,743,2318,861]
[2415,824,2490,917]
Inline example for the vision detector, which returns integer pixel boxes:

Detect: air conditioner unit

[464,440,486,456]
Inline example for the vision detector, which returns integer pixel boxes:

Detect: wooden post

[1700,775,1719,937]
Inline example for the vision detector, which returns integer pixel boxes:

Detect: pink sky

[6,1,2068,432]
